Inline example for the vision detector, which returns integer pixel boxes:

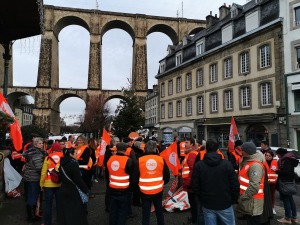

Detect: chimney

[219,3,231,20]
[206,11,219,28]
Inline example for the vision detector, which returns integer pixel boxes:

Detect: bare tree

[82,94,111,138]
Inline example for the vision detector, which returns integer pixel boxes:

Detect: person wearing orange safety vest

[65,135,76,148]
[264,150,278,214]
[40,142,63,225]
[138,140,170,225]
[237,142,265,224]
[75,135,94,192]
[228,140,243,173]
[181,137,198,225]
[179,139,186,162]
[107,142,135,225]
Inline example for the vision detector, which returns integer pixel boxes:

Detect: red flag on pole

[160,141,181,176]
[0,92,23,151]
[228,116,239,153]
[97,129,111,166]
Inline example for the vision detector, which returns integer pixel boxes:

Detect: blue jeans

[203,206,235,225]
[27,182,40,206]
[43,187,62,225]
[109,193,130,225]
[282,194,297,219]
[141,194,164,225]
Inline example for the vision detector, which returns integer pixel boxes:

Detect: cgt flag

[228,116,239,153]
[0,92,23,151]
[97,129,111,166]
[160,141,181,176]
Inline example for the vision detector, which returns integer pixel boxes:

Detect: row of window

[161,44,271,97]
[145,117,157,125]
[145,108,157,117]
[161,82,272,118]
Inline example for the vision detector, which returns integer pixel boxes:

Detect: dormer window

[167,45,175,55]
[176,52,182,66]
[160,61,166,73]
[196,39,205,56]
[231,8,238,18]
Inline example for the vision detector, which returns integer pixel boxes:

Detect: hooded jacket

[277,152,299,182]
[236,152,265,216]
[192,152,239,210]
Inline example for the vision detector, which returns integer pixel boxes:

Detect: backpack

[47,156,60,183]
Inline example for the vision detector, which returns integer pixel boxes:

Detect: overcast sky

[12,0,246,125]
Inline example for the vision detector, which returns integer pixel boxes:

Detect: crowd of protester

[4,133,299,225]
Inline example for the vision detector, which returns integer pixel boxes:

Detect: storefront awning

[203,117,231,125]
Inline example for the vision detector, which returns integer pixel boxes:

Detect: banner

[160,142,181,176]
[97,129,111,166]
[228,116,239,153]
[0,93,23,151]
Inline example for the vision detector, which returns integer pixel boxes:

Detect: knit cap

[241,142,256,155]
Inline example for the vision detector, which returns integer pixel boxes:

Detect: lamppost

[2,41,12,97]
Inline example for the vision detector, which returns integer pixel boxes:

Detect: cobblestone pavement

[0,177,299,225]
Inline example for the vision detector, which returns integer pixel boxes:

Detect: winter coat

[236,152,265,216]
[192,152,239,210]
[59,156,89,225]
[22,147,46,182]
[277,152,298,183]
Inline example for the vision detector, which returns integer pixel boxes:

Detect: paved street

[0,177,299,225]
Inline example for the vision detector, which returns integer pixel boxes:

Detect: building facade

[144,85,159,138]
[281,0,300,149]
[14,104,34,127]
[156,0,286,147]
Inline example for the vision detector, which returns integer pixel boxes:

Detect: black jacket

[277,152,299,182]
[192,152,239,210]
[59,156,89,225]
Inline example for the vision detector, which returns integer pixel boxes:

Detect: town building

[281,0,300,149]
[144,85,159,138]
[14,104,34,127]
[156,0,286,147]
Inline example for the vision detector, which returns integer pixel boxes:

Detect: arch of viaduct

[7,5,205,134]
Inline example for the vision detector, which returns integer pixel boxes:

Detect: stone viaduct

[6,5,205,134]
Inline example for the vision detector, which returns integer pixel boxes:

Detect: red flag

[97,129,111,166]
[0,92,23,151]
[228,116,239,153]
[160,141,181,176]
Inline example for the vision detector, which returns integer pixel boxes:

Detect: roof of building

[0,0,44,44]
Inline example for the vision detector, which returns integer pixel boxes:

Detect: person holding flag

[181,137,198,225]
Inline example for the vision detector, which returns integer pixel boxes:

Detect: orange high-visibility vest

[239,161,265,199]
[125,147,132,157]
[66,141,75,148]
[76,145,93,170]
[107,155,130,189]
[179,142,186,157]
[199,149,225,160]
[138,155,164,195]
[45,152,63,181]
[181,150,198,179]
[264,160,278,184]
